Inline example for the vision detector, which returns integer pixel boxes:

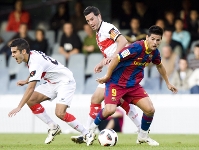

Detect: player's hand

[94,63,103,73]
[17,80,28,86]
[96,75,110,84]
[8,107,21,117]
[103,57,113,65]
[167,83,178,94]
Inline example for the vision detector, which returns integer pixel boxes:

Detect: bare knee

[27,98,38,107]
[55,110,66,119]
[144,107,155,116]
[103,105,116,117]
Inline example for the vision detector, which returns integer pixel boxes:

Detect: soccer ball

[98,129,118,146]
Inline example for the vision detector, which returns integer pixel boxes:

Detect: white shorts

[35,80,76,106]
[97,83,105,88]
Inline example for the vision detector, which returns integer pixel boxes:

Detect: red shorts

[104,83,149,105]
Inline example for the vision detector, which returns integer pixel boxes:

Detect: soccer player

[8,38,95,146]
[71,6,141,143]
[88,25,178,146]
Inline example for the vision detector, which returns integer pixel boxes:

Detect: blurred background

[0,0,199,134]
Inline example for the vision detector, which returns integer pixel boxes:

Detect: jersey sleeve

[117,43,141,62]
[28,64,44,82]
[152,49,161,65]
[108,25,121,41]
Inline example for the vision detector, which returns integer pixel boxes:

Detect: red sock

[89,103,101,119]
[30,104,44,114]
[120,101,130,115]
[63,112,76,122]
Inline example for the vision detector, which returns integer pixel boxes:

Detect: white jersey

[96,21,121,58]
[27,50,74,83]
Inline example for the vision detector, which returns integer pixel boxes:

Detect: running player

[88,25,178,146]
[71,6,141,143]
[8,38,95,146]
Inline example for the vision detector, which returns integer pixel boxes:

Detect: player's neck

[24,53,29,63]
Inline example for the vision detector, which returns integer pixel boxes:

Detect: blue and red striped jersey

[109,40,161,87]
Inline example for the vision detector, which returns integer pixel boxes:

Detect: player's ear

[22,49,26,54]
[146,35,149,40]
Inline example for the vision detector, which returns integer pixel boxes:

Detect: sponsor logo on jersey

[30,70,36,77]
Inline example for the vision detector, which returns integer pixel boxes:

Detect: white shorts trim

[35,80,76,106]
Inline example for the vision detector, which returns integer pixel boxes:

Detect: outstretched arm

[156,63,178,93]
[8,81,37,117]
[96,55,119,84]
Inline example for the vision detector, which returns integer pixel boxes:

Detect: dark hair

[36,28,45,36]
[83,6,100,16]
[195,44,199,48]
[164,27,173,32]
[148,25,163,37]
[9,38,30,54]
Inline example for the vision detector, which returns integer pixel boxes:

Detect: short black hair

[195,44,199,48]
[148,25,163,37]
[83,6,100,16]
[9,38,30,54]
[36,28,45,36]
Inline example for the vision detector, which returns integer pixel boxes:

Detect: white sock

[85,116,94,130]
[68,119,88,136]
[128,104,141,129]
[34,110,57,129]
[139,129,148,138]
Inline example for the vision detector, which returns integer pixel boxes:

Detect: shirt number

[112,89,117,96]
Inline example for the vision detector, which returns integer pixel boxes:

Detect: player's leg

[129,86,159,146]
[71,84,104,144]
[56,80,95,146]
[135,97,159,146]
[86,84,105,129]
[26,82,61,144]
[120,99,141,130]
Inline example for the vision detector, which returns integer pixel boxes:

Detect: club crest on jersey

[30,70,36,77]
[121,49,130,58]
[111,97,116,101]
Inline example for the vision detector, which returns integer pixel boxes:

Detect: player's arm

[8,81,37,117]
[156,63,178,93]
[17,76,30,86]
[96,55,119,84]
[113,35,128,57]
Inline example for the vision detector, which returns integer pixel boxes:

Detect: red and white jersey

[27,50,74,83]
[96,21,121,58]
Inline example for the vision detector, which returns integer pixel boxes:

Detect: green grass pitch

[0,133,199,150]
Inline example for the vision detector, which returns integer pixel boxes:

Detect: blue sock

[141,113,153,131]
[94,109,107,125]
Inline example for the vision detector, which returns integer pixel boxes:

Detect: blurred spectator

[98,108,124,132]
[31,29,48,54]
[161,45,179,78]
[159,28,183,57]
[0,23,32,65]
[82,24,99,55]
[188,68,199,94]
[70,1,87,32]
[125,17,146,43]
[187,10,199,43]
[155,19,165,30]
[164,10,175,31]
[50,2,70,41]
[179,0,191,29]
[6,0,30,32]
[188,44,199,70]
[171,58,193,91]
[59,22,82,62]
[134,0,155,29]
[172,18,191,55]
[119,0,135,29]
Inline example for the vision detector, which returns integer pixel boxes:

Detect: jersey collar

[144,40,152,54]
[97,21,103,33]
